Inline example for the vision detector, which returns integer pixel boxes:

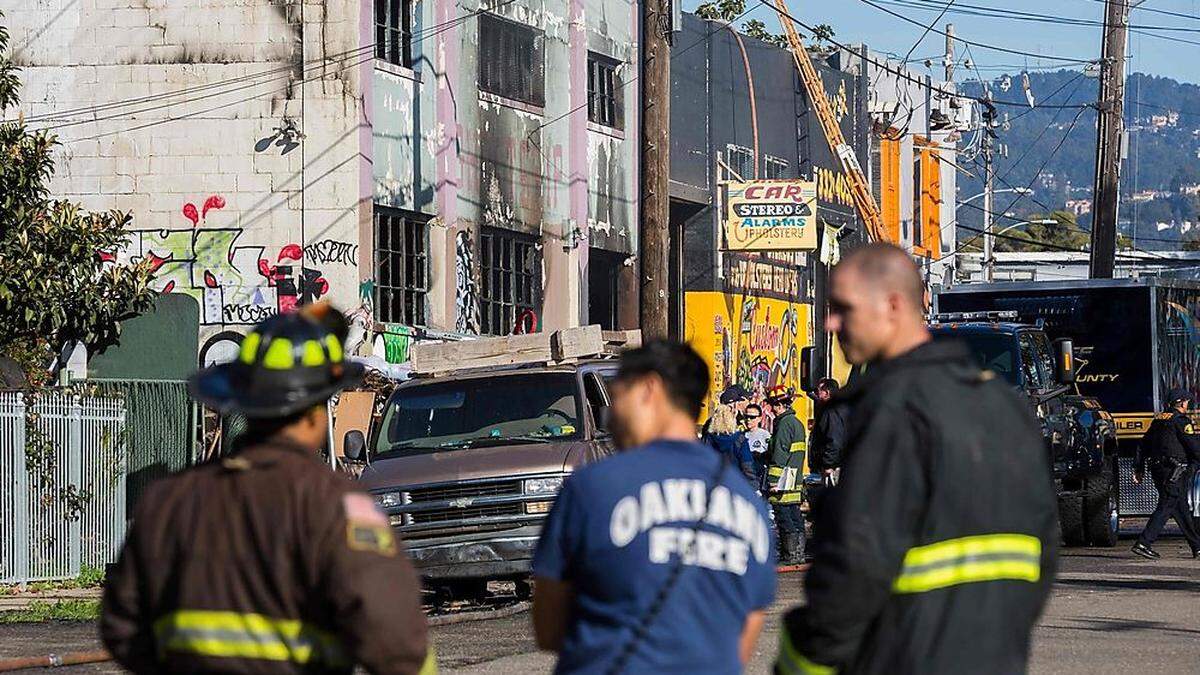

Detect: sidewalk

[0,588,102,612]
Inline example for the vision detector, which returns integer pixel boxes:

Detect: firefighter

[100,306,433,675]
[765,385,806,564]
[1131,388,1200,560]
[776,244,1057,674]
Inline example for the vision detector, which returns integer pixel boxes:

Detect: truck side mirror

[594,405,612,433]
[1055,338,1076,384]
[343,430,366,461]
[800,346,817,393]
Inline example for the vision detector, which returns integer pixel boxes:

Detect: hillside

[957,71,1200,250]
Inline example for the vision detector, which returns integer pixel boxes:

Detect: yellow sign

[1112,413,1154,439]
[724,180,818,251]
[684,291,812,423]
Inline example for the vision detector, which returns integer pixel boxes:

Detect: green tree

[0,14,156,384]
[741,19,788,48]
[995,211,1091,252]
[695,0,746,22]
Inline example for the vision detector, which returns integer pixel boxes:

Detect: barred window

[588,53,621,129]
[479,14,545,107]
[726,144,754,181]
[763,155,789,180]
[374,208,428,325]
[375,0,413,67]
[480,228,542,335]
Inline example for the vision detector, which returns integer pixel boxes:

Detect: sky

[684,0,1200,85]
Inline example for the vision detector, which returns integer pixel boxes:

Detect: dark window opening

[587,248,623,331]
[480,228,542,335]
[764,156,789,180]
[912,152,923,247]
[375,0,413,67]
[374,208,428,325]
[479,13,545,107]
[588,53,621,129]
[726,145,754,181]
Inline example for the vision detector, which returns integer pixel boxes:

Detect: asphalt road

[2,539,1196,674]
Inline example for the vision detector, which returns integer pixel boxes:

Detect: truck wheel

[1083,459,1120,547]
[1059,494,1086,547]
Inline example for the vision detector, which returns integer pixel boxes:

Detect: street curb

[427,601,531,626]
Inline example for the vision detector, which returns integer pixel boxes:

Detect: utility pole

[944,24,955,83]
[639,0,671,338]
[1089,0,1129,279]
[981,98,997,282]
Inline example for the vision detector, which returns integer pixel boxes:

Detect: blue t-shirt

[533,439,776,675]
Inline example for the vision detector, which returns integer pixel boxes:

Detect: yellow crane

[772,0,887,243]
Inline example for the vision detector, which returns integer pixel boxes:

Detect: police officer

[776,244,1057,675]
[765,385,806,564]
[100,305,433,674]
[1131,388,1200,560]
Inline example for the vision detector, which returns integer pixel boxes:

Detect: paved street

[2,540,1196,673]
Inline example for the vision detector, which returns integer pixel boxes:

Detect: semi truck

[935,278,1200,517]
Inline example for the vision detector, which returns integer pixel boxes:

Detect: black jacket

[777,340,1058,675]
[808,401,848,474]
[1135,412,1200,472]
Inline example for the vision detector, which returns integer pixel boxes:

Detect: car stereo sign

[724,180,818,251]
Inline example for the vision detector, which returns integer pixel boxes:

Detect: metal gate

[1,391,127,584]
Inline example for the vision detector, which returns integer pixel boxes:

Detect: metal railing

[1,391,127,584]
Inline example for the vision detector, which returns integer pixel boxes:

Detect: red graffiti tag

[278,243,303,262]
[203,270,219,288]
[182,203,199,226]
[202,195,226,219]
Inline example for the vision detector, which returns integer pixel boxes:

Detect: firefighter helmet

[189,306,364,418]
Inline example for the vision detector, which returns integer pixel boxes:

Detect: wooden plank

[552,325,604,361]
[410,332,553,374]
[332,391,376,458]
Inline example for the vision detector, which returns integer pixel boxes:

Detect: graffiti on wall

[305,239,358,266]
[686,291,810,418]
[110,195,333,326]
[815,166,854,208]
[455,230,479,335]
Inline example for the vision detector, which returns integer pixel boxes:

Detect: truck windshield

[376,373,582,456]
[935,333,1021,386]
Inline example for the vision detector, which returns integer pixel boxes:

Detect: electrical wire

[851,0,1098,64]
[881,0,1200,35]
[18,0,522,128]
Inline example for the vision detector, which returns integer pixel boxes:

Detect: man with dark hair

[765,385,807,563]
[808,378,847,478]
[776,243,1057,675]
[101,305,432,675]
[1131,388,1200,559]
[532,340,775,674]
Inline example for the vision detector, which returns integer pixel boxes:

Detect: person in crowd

[702,403,757,484]
[765,385,806,564]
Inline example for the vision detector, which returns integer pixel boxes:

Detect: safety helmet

[765,384,794,405]
[1167,388,1193,405]
[189,305,364,418]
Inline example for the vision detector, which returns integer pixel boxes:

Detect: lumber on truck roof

[409,325,642,376]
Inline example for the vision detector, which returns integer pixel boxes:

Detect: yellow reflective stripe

[788,442,807,453]
[325,334,345,363]
[893,534,1041,594]
[238,332,262,364]
[153,610,347,666]
[777,628,837,675]
[418,647,439,675]
[767,466,785,478]
[262,338,296,369]
[301,339,326,366]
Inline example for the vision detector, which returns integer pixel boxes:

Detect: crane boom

[771,0,886,243]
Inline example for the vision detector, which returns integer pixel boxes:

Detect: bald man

[775,243,1058,675]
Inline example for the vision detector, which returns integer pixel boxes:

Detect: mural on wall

[455,230,479,335]
[686,291,812,421]
[107,195,343,326]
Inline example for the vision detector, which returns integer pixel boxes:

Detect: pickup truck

[355,359,618,594]
[929,313,1120,547]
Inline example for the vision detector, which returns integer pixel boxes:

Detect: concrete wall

[6,0,370,364]
[394,0,639,336]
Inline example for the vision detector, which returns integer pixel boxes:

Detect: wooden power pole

[1089,0,1129,279]
[639,0,671,339]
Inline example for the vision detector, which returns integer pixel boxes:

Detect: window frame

[478,13,545,108]
[763,155,789,180]
[479,227,543,336]
[725,144,754,181]
[587,52,622,130]
[373,207,429,326]
[375,0,413,68]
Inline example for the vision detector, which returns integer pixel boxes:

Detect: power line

[17,0,520,128]
[851,0,1099,64]
[1074,0,1200,25]
[882,0,1200,35]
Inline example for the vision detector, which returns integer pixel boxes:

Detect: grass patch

[0,566,106,596]
[0,599,101,624]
